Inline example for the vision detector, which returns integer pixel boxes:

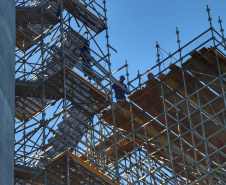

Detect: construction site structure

[14,1,225,184]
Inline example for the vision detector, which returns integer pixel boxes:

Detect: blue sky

[105,0,226,82]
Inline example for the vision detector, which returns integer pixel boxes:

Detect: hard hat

[84,40,90,46]
[147,72,154,77]
[120,75,125,79]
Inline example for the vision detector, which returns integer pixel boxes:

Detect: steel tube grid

[14,2,226,185]
[14,0,122,184]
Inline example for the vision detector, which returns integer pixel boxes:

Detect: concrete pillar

[0,0,15,184]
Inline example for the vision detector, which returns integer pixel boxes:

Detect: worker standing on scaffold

[49,0,61,17]
[112,75,127,102]
[79,40,93,80]
[146,72,154,87]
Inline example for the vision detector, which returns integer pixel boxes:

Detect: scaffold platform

[49,28,87,72]
[16,3,59,25]
[183,47,226,95]
[42,106,93,162]
[101,100,200,181]
[158,64,225,147]
[16,65,109,121]
[128,48,225,183]
[101,52,226,182]
[63,0,106,33]
[15,152,115,185]
[14,164,41,184]
[130,84,224,182]
[16,2,59,50]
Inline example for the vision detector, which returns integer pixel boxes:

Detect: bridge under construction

[14,0,225,184]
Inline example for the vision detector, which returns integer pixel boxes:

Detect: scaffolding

[15,1,225,184]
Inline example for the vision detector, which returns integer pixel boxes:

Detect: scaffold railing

[14,1,226,185]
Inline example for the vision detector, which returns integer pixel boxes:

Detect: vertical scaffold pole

[206,7,226,184]
[22,25,26,168]
[218,17,226,130]
[194,79,207,184]
[103,0,119,183]
[174,94,189,183]
[126,60,140,184]
[156,42,176,184]
[40,0,47,184]
[138,70,141,89]
[207,6,226,107]
[59,0,69,184]
[218,17,226,50]
[156,42,161,73]
[22,51,26,168]
[176,27,201,184]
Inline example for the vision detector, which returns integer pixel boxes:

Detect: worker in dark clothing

[49,0,61,17]
[112,75,127,102]
[146,72,154,87]
[56,5,61,17]
[79,40,92,80]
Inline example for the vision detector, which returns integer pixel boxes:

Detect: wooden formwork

[101,100,204,181]
[100,47,226,182]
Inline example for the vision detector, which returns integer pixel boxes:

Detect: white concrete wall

[0,0,15,184]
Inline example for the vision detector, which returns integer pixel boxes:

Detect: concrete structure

[0,0,15,185]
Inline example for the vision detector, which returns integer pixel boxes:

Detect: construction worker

[147,72,154,80]
[80,40,92,80]
[50,0,61,17]
[146,72,154,87]
[112,75,127,102]
[56,5,61,17]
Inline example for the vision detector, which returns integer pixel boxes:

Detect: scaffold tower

[14,1,225,184]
